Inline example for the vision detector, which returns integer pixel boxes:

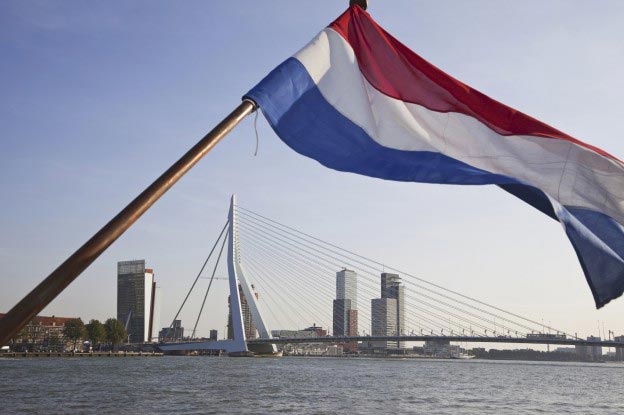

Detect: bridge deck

[250,335,624,347]
[161,335,624,350]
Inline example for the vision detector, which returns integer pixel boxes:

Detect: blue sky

[1,1,623,339]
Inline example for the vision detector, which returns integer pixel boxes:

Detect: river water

[2,357,622,414]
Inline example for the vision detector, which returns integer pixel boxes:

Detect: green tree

[86,319,106,351]
[104,318,127,350]
[47,332,61,352]
[63,318,87,351]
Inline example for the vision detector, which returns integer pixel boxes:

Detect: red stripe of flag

[329,6,619,162]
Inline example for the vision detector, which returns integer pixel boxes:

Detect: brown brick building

[0,313,78,351]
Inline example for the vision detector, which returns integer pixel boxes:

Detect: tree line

[10,317,128,352]
[63,318,128,350]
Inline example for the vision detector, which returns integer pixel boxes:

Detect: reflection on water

[2,357,623,414]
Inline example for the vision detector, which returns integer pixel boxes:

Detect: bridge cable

[236,207,566,336]
[241,232,450,336]
[241,242,334,329]
[243,261,302,330]
[240,222,482,335]
[191,226,229,339]
[242,241,354,334]
[236,211,537,333]
[244,239,467,338]
[236,205,571,337]
[238,219,519,336]
[243,258,318,330]
[241,236,350,315]
[240,229,449,336]
[166,220,228,339]
[240,227,384,330]
[240,261,300,331]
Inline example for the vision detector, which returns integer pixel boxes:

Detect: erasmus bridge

[158,196,623,355]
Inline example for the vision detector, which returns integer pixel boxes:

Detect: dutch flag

[245,5,624,308]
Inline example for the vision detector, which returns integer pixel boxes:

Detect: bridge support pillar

[227,195,277,354]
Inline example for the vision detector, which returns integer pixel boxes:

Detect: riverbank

[1,351,163,358]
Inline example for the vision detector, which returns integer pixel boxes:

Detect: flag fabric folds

[244,5,624,308]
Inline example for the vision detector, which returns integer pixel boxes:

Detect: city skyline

[1,2,624,339]
[6,250,623,357]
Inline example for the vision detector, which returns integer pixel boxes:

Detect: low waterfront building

[303,324,327,337]
[423,339,460,358]
[271,328,328,356]
[326,345,343,357]
[1,313,77,351]
[272,329,319,338]
[575,336,603,361]
[159,319,184,341]
[553,347,576,354]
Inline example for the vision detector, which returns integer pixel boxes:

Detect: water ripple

[1,357,623,414]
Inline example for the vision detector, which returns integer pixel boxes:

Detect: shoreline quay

[1,351,163,358]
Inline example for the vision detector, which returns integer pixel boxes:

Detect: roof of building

[0,313,76,327]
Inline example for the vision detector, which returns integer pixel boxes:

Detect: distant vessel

[452,353,475,360]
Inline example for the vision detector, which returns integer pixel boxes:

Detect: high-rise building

[333,269,358,352]
[371,298,397,349]
[227,284,257,340]
[336,269,357,308]
[381,273,399,299]
[209,329,218,341]
[117,260,159,343]
[333,298,352,336]
[370,273,405,350]
[381,273,405,348]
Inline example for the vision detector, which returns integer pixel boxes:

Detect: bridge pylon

[227,194,277,354]
[159,195,276,355]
